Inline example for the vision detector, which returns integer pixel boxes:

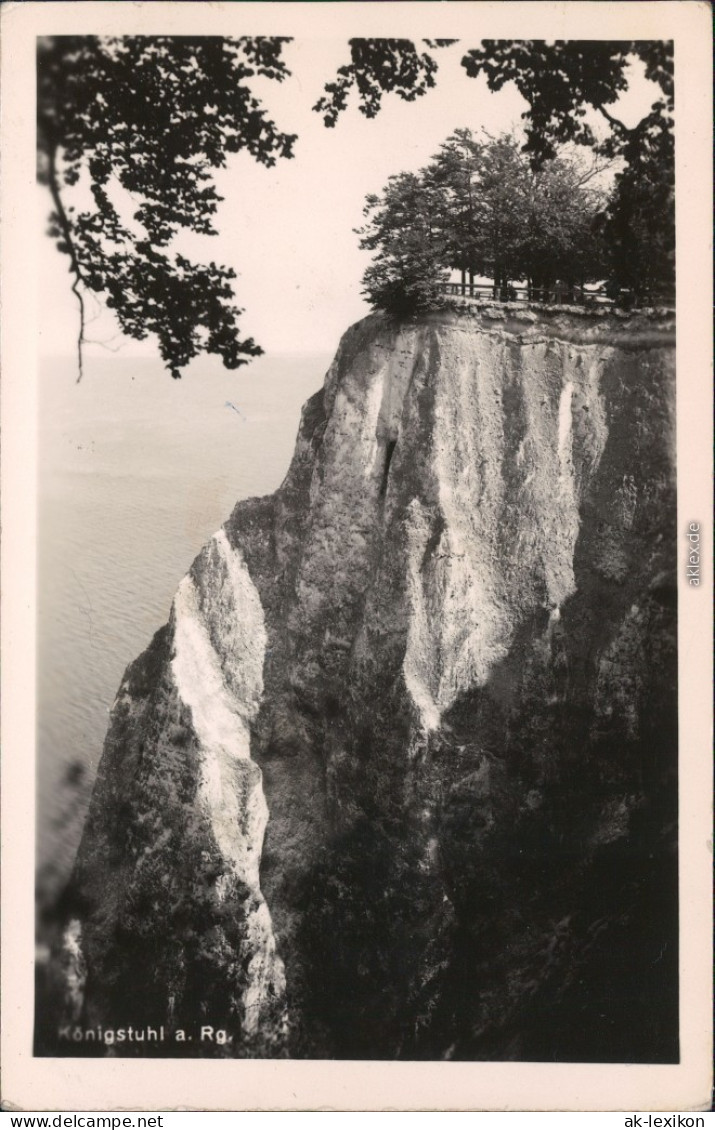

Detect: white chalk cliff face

[50,306,678,1061]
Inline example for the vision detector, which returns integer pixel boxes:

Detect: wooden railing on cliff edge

[440,282,675,308]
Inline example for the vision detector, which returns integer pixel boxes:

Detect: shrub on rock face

[361,263,449,320]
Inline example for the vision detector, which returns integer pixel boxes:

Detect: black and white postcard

[1,0,712,1113]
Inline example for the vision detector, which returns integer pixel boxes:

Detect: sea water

[37,349,332,917]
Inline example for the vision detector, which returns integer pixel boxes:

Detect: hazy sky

[39,39,658,365]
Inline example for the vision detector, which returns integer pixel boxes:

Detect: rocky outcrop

[45,305,678,1061]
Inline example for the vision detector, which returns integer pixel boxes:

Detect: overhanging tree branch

[46,135,87,382]
[595,104,631,136]
[38,35,297,379]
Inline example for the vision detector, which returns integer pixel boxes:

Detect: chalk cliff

[47,305,678,1060]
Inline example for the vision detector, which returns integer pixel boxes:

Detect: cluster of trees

[332,39,674,316]
[38,37,674,377]
[357,130,612,317]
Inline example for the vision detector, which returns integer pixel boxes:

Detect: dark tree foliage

[460,42,657,159]
[598,105,675,302]
[313,38,457,126]
[319,39,672,165]
[38,36,296,378]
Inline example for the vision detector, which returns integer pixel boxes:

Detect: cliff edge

[43,305,678,1061]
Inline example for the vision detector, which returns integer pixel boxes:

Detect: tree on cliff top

[598,106,675,302]
[357,172,450,317]
[40,37,673,378]
[357,131,608,315]
[324,39,673,302]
